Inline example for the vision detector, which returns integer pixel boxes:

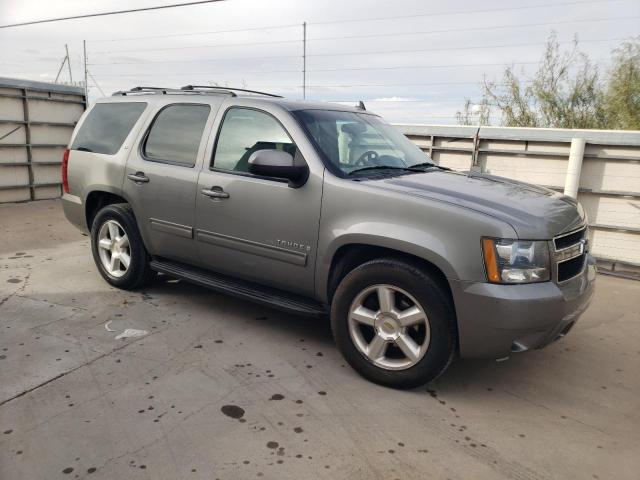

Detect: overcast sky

[1,0,639,123]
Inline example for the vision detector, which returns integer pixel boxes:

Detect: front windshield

[293,109,434,176]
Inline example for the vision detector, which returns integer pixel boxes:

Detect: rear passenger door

[124,102,216,264]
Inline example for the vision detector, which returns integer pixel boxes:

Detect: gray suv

[61,86,595,388]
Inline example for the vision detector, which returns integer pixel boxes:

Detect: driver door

[195,106,323,297]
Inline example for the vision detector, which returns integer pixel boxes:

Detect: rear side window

[71,102,146,155]
[143,104,210,167]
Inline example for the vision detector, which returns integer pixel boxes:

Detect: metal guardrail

[0,78,86,203]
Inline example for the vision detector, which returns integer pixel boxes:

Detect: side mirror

[248,150,308,188]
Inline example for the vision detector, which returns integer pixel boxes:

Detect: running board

[150,258,327,317]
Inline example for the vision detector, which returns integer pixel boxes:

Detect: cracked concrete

[1,199,639,480]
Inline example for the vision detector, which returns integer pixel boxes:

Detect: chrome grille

[553,226,588,282]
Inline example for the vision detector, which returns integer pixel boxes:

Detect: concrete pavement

[1,199,639,480]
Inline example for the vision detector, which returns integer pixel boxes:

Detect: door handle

[201,186,230,199]
[127,172,149,183]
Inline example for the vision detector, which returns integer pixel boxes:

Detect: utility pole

[65,44,73,83]
[302,22,306,100]
[83,40,88,103]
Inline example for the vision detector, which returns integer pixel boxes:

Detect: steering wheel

[354,150,380,167]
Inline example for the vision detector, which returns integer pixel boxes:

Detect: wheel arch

[323,240,460,356]
[84,188,132,231]
[323,239,455,307]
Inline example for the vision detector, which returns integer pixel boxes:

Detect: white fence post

[564,137,586,199]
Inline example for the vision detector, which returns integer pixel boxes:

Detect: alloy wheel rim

[348,284,431,370]
[97,220,131,278]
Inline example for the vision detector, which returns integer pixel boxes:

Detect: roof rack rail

[112,86,180,96]
[180,85,236,97]
[111,85,284,99]
[180,85,283,98]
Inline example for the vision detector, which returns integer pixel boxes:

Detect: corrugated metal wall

[397,124,640,273]
[0,78,85,203]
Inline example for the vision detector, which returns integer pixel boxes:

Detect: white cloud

[372,96,419,102]
[1,0,637,124]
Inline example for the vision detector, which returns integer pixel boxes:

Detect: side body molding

[150,218,194,239]
[195,230,308,266]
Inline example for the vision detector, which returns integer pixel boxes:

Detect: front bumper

[450,254,596,359]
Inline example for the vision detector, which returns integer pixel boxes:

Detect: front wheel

[90,203,154,290]
[331,258,456,389]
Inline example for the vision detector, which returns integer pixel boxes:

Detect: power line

[3,66,298,76]
[308,0,628,25]
[87,54,300,66]
[82,0,630,43]
[306,16,640,42]
[87,71,531,87]
[76,64,526,77]
[89,23,300,43]
[88,71,106,97]
[306,37,626,58]
[312,62,544,73]
[92,38,299,55]
[86,37,623,66]
[0,0,227,29]
[84,63,526,77]
[86,79,521,89]
[88,16,637,56]
[12,58,614,76]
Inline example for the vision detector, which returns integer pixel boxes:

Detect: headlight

[482,238,550,284]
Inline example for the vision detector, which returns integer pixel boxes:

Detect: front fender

[314,175,517,303]
[315,226,458,302]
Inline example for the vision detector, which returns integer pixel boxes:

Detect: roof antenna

[357,100,366,111]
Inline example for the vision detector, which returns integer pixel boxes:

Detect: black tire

[330,258,456,389]
[90,203,155,290]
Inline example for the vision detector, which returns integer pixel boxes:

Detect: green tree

[459,34,640,130]
[604,39,640,130]
[530,35,605,129]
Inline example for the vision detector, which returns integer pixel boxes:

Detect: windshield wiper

[347,163,447,177]
[406,162,449,171]
[76,146,93,152]
[347,165,415,176]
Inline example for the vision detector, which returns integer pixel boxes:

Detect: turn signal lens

[482,238,500,282]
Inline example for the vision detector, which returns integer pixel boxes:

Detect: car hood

[369,170,585,239]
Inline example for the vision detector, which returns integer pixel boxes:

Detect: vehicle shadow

[144,275,562,392]
[144,275,571,393]
[144,274,336,345]
[16,272,568,396]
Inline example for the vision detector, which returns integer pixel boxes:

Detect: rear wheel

[331,258,456,389]
[91,203,154,289]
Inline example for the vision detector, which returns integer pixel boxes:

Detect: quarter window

[71,102,146,155]
[213,107,295,173]
[144,104,210,167]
